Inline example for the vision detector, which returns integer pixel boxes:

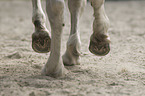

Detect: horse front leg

[42,0,66,77]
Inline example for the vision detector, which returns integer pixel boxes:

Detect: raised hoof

[32,31,51,53]
[89,34,110,56]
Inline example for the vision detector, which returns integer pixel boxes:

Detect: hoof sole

[32,31,51,53]
[89,34,110,56]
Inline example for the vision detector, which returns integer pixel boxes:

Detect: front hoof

[32,31,51,53]
[89,34,110,56]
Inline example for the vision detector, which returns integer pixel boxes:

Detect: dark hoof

[89,34,110,56]
[64,63,75,66]
[32,31,51,53]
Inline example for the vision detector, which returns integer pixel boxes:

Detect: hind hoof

[32,31,51,53]
[89,34,110,56]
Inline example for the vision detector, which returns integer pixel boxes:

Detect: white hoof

[63,33,81,66]
[62,50,80,66]
[41,61,66,77]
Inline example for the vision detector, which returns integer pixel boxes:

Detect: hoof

[62,51,80,66]
[89,34,110,56]
[63,55,80,66]
[32,31,51,53]
[41,65,67,77]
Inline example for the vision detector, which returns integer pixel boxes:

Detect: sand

[0,0,145,96]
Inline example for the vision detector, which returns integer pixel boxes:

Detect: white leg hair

[32,0,47,31]
[89,0,110,56]
[41,0,66,77]
[32,0,51,53]
[62,0,86,66]
[89,0,110,35]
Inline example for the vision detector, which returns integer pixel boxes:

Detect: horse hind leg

[32,0,51,53]
[89,0,110,56]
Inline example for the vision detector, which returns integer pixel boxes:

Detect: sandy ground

[0,0,145,96]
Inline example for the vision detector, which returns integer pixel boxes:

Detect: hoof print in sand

[4,52,22,59]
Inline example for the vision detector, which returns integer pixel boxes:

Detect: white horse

[32,0,110,77]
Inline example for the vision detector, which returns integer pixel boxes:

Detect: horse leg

[89,0,110,56]
[42,0,66,77]
[32,0,51,53]
[63,0,86,66]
